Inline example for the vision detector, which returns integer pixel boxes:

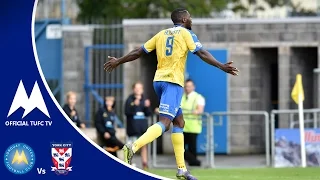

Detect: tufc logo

[3,143,36,174]
[11,150,29,164]
[7,80,50,119]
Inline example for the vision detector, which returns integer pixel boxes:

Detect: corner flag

[291,74,306,168]
[291,74,304,105]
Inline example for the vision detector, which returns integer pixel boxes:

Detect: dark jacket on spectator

[95,102,124,150]
[63,104,82,127]
[95,107,118,138]
[125,94,152,137]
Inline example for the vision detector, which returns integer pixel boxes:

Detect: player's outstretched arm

[195,49,239,76]
[104,47,145,72]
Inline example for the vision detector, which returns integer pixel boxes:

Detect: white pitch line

[164,176,320,180]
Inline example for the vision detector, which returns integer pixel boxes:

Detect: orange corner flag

[291,74,304,105]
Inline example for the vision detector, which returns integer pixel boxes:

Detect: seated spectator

[63,91,86,129]
[95,96,124,157]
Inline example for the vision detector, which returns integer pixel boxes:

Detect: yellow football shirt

[142,25,203,87]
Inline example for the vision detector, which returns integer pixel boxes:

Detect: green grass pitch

[149,167,320,180]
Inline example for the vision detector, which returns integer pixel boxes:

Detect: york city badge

[51,142,72,175]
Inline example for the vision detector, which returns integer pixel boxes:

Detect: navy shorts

[153,81,183,120]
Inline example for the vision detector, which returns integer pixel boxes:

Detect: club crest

[51,143,72,175]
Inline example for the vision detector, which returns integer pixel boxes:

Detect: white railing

[148,111,270,168]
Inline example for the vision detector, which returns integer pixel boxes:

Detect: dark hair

[185,78,194,84]
[171,8,188,24]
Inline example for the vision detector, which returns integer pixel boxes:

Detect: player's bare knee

[173,117,185,128]
[180,120,185,128]
[159,117,171,130]
[178,119,185,128]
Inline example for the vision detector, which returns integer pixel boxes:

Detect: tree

[230,0,287,17]
[230,0,262,17]
[288,1,317,17]
[230,0,317,18]
[264,0,286,8]
[76,0,229,22]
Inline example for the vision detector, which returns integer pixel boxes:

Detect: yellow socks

[132,122,165,153]
[131,123,187,171]
[171,127,187,170]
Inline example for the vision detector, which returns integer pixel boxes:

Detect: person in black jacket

[95,96,124,157]
[125,82,152,169]
[62,91,86,129]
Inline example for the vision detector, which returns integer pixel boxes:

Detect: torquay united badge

[51,142,72,175]
[4,143,36,174]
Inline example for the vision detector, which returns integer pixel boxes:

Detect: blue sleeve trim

[187,29,202,53]
[142,45,149,54]
[192,47,202,54]
[187,30,199,43]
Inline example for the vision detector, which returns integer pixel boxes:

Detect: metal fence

[211,111,270,167]
[148,111,270,168]
[86,109,320,168]
[150,113,213,168]
[83,21,124,123]
[270,109,320,129]
[133,109,320,168]
[290,112,320,129]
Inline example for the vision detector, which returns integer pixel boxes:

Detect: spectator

[125,81,152,170]
[95,96,124,157]
[63,91,86,129]
[181,79,205,166]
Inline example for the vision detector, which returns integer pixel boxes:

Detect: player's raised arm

[195,49,239,76]
[104,32,159,72]
[182,29,238,76]
[104,47,145,72]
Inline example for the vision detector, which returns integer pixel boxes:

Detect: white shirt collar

[186,91,195,97]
